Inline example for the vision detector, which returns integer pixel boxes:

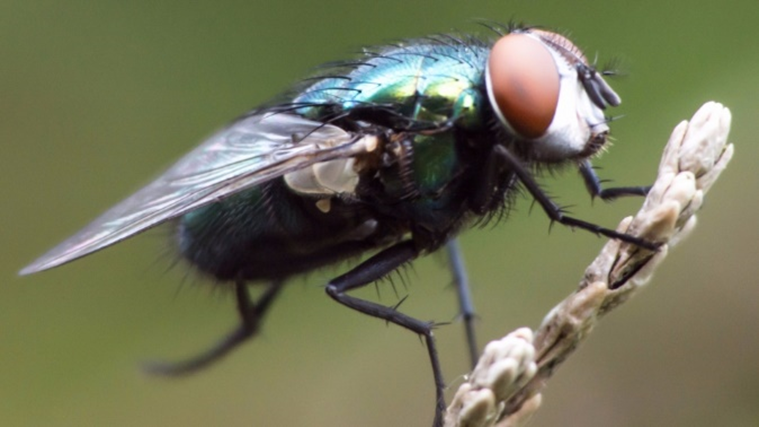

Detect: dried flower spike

[445,101,733,427]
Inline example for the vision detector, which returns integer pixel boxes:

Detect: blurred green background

[2,1,757,426]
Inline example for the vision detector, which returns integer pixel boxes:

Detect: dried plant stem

[444,101,734,427]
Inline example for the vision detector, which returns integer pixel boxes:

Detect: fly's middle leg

[324,240,446,427]
[446,238,479,369]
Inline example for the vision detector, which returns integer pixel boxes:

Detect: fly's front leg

[579,160,651,200]
[324,241,446,427]
[494,146,659,250]
[468,141,515,215]
[146,280,283,376]
[446,239,478,369]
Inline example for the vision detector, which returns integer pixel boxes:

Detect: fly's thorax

[485,28,620,163]
[293,42,490,130]
[452,88,485,129]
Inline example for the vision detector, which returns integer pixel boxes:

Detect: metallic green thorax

[293,41,492,218]
[295,42,490,128]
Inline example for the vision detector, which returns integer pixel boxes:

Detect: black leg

[324,241,445,427]
[579,160,651,200]
[446,239,478,369]
[494,146,659,250]
[468,141,516,215]
[146,280,283,376]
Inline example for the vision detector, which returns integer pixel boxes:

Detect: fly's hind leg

[146,280,283,376]
[324,240,446,427]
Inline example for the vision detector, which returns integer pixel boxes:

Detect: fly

[20,22,653,427]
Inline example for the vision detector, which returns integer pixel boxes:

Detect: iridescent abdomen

[177,180,383,281]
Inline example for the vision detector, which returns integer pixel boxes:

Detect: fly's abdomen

[177,180,381,281]
[295,42,490,128]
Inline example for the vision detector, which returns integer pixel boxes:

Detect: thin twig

[444,101,734,427]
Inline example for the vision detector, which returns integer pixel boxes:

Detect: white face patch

[528,40,609,161]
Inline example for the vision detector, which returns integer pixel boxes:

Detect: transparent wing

[20,113,374,275]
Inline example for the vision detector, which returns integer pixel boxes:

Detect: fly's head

[485,28,621,163]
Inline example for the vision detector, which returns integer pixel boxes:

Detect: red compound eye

[488,33,560,138]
